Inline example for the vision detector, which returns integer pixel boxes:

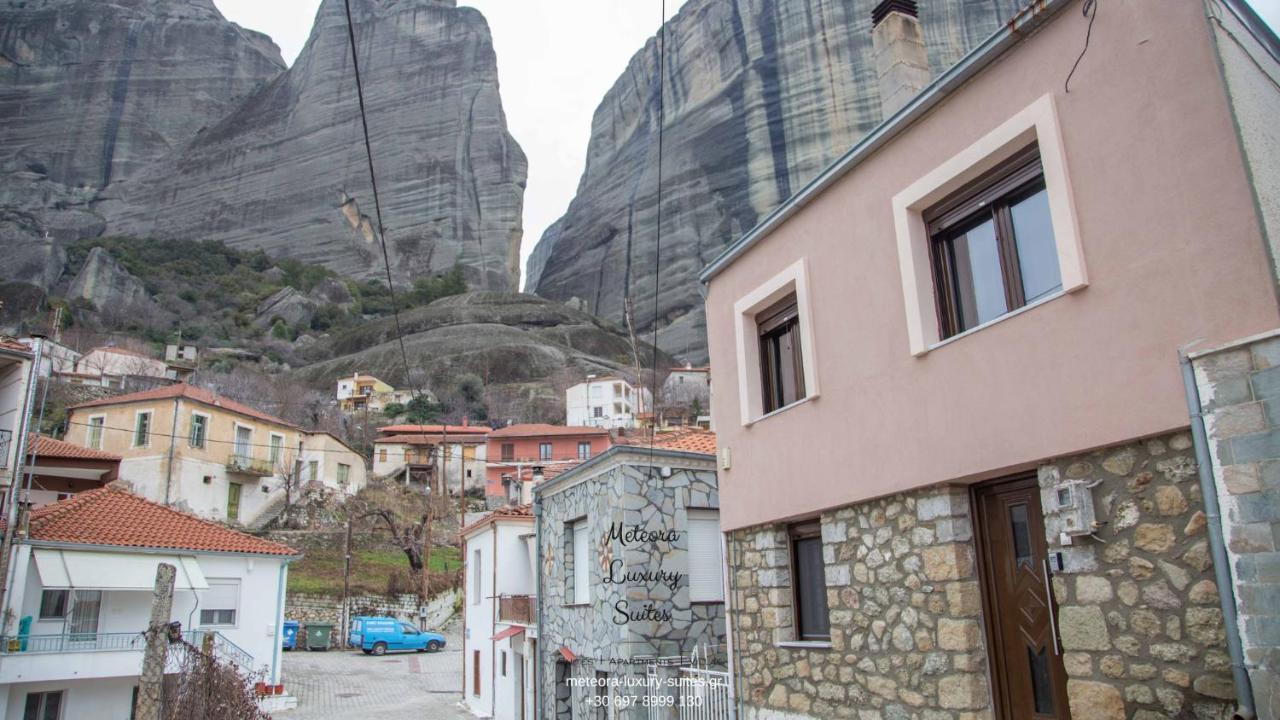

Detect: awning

[33,549,209,591]
[559,646,577,662]
[492,626,524,642]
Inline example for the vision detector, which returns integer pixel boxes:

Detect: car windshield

[400,624,418,633]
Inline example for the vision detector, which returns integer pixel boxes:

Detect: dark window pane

[1011,187,1061,303]
[1010,503,1032,568]
[23,695,39,720]
[793,536,829,639]
[949,217,1007,331]
[41,692,61,720]
[760,316,805,413]
[1028,646,1055,714]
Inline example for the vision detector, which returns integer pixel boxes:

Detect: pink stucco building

[702,0,1280,718]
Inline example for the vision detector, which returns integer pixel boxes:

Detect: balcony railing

[226,454,273,476]
[498,595,535,625]
[0,630,256,670]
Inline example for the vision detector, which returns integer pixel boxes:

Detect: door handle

[1043,557,1061,656]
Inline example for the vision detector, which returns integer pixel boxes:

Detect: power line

[646,0,668,465]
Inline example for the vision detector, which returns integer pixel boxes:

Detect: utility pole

[422,496,432,602]
[341,514,353,648]
[137,562,177,720]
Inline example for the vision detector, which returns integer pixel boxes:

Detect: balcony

[498,595,535,625]
[227,454,273,477]
[0,630,253,683]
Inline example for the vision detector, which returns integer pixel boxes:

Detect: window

[925,148,1061,338]
[233,425,251,458]
[378,448,387,463]
[189,414,208,449]
[790,522,830,641]
[309,460,319,482]
[473,650,481,696]
[592,407,603,418]
[472,549,482,605]
[501,443,515,462]
[38,589,68,619]
[577,441,591,460]
[539,443,552,461]
[501,650,507,677]
[87,416,105,450]
[570,518,589,604]
[337,464,350,486]
[23,690,62,720]
[199,579,240,626]
[133,411,152,448]
[687,510,724,602]
[269,433,284,466]
[757,294,806,414]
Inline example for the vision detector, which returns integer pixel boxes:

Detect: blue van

[348,616,446,655]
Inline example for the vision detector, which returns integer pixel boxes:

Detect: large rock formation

[66,246,152,312]
[0,0,285,285]
[527,0,1024,362]
[100,0,526,291]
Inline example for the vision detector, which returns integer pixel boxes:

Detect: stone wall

[286,590,458,633]
[1195,332,1280,718]
[1038,432,1236,720]
[728,484,991,720]
[536,450,725,718]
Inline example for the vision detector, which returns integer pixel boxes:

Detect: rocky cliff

[100,0,526,291]
[527,0,1023,362]
[0,0,285,287]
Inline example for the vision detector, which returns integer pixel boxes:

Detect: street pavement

[275,616,472,720]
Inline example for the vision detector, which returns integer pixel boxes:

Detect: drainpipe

[720,530,739,716]
[163,397,181,505]
[1180,351,1256,720]
[534,496,543,718]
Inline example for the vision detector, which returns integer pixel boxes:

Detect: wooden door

[975,476,1071,719]
[227,482,242,521]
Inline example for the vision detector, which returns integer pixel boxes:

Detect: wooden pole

[136,562,177,720]
[341,513,353,647]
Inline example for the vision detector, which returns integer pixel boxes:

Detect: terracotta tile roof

[67,383,297,428]
[487,423,610,439]
[84,345,153,359]
[375,433,487,445]
[28,434,121,461]
[378,424,490,435]
[26,487,299,556]
[0,338,31,354]
[460,504,533,535]
[616,428,717,455]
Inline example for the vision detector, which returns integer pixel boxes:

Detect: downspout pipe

[534,496,543,719]
[1180,351,1256,720]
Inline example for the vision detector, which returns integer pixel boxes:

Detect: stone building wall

[727,430,1236,720]
[1194,332,1280,718]
[728,484,991,719]
[285,590,457,631]
[537,450,725,718]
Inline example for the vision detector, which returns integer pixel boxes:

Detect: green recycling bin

[304,623,333,651]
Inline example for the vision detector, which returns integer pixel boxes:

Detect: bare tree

[351,479,452,599]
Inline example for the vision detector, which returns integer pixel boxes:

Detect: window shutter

[573,519,590,604]
[687,511,724,602]
[201,580,239,611]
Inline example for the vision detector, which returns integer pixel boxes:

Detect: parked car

[348,616,446,655]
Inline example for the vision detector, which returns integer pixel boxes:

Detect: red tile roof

[68,383,297,428]
[0,338,31,354]
[27,487,299,556]
[375,433,487,445]
[460,504,533,535]
[28,434,121,461]
[487,423,610,439]
[378,424,490,435]
[616,428,717,455]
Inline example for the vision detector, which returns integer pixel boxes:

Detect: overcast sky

[214,0,1280,290]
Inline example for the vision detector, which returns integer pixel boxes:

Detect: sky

[215,0,1280,290]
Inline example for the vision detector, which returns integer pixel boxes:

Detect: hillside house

[72,346,169,389]
[371,423,490,495]
[484,424,610,508]
[700,0,1280,717]
[21,434,121,507]
[299,431,367,496]
[336,373,411,414]
[0,488,298,718]
[564,376,652,430]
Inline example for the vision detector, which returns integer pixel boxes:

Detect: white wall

[1,676,137,720]
[0,356,31,492]
[463,519,535,720]
[462,524,495,717]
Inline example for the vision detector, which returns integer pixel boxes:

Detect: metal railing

[678,668,732,720]
[0,630,257,671]
[498,595,535,625]
[226,454,273,476]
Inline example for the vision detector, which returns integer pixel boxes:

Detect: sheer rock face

[67,247,152,312]
[526,0,1023,362]
[0,0,285,286]
[100,0,527,291]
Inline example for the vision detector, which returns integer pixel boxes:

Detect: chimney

[871,0,930,117]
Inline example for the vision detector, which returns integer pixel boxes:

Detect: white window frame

[571,518,590,605]
[472,548,483,606]
[268,432,285,467]
[733,258,820,426]
[132,410,153,448]
[892,93,1087,356]
[199,579,240,628]
[188,411,210,449]
[687,509,725,602]
[86,415,105,450]
[23,690,63,720]
[232,423,253,459]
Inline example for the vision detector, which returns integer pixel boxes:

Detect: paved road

[275,617,471,720]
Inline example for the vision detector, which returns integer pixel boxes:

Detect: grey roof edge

[533,444,716,498]
[1218,0,1280,64]
[698,0,1074,284]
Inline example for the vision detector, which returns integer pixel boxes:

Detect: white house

[299,431,368,495]
[371,424,490,495]
[72,347,169,389]
[460,506,536,720]
[0,487,299,718]
[564,376,652,429]
[0,339,34,505]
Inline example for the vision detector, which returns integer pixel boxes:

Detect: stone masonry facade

[1194,332,1280,718]
[727,429,1237,720]
[537,449,726,719]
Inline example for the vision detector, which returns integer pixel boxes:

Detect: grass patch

[288,538,460,597]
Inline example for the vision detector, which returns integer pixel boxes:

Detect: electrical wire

[645,0,668,469]
[1064,0,1098,93]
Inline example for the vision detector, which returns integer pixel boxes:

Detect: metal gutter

[1217,0,1280,64]
[1180,351,1256,719]
[22,539,303,561]
[698,0,1072,284]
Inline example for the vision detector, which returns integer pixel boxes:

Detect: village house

[659,364,712,427]
[0,340,34,509]
[461,505,537,720]
[534,441,726,718]
[699,1,1280,719]
[298,430,367,496]
[484,424,610,508]
[63,384,326,526]
[371,423,490,494]
[0,487,298,719]
[71,346,169,389]
[20,434,121,507]
[565,376,652,430]
[336,373,411,414]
